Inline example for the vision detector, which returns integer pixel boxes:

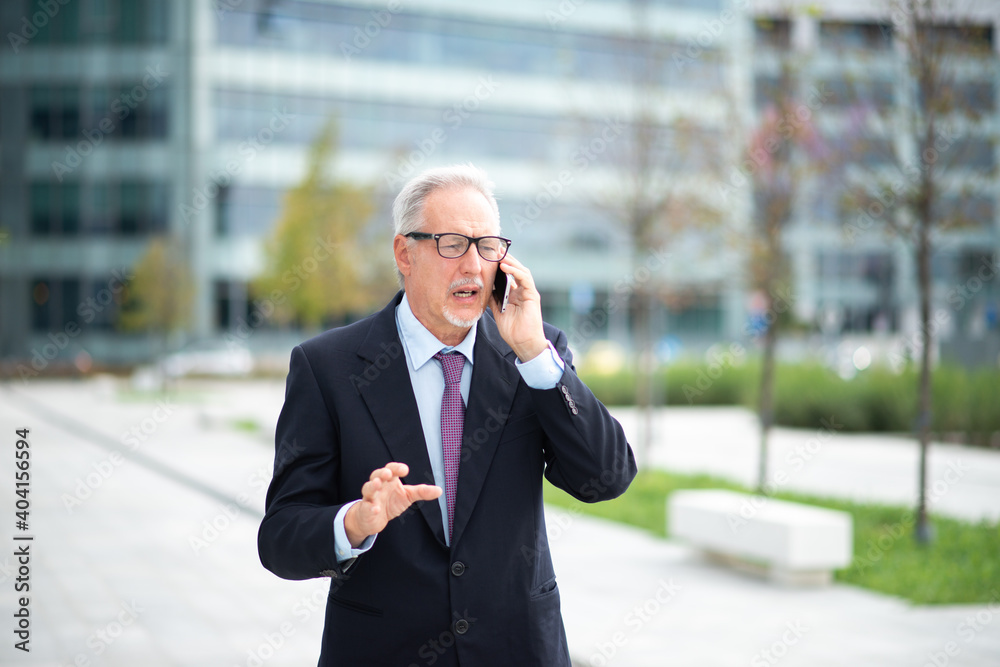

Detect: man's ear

[393,234,413,278]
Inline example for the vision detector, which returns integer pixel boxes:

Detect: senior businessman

[258,163,636,666]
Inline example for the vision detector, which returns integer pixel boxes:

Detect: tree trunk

[915,216,934,543]
[634,286,654,468]
[757,282,778,493]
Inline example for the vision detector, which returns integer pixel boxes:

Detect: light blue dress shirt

[333,293,565,561]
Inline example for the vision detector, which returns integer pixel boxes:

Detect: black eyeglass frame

[404,232,512,262]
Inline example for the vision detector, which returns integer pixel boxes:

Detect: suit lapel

[451,313,518,547]
[354,293,446,546]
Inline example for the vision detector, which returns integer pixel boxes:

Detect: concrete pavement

[0,378,997,666]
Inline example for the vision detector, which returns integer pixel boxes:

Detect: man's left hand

[489,254,548,362]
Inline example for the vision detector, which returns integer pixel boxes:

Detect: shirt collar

[396,292,477,372]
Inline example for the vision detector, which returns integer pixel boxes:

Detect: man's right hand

[344,462,442,548]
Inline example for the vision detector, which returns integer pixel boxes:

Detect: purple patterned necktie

[433,351,465,542]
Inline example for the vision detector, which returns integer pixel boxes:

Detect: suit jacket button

[451,561,466,577]
[454,619,470,635]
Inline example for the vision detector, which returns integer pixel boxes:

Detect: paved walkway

[0,378,997,666]
[615,406,1000,523]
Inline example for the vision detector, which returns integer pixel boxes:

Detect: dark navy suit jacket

[258,292,636,666]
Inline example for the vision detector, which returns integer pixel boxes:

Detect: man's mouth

[450,280,483,301]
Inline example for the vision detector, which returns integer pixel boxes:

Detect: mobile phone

[493,268,511,313]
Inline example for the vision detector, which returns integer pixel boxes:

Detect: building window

[215,5,722,90]
[817,77,895,110]
[666,295,723,336]
[754,75,785,111]
[214,280,253,332]
[819,21,891,51]
[30,181,170,237]
[216,185,283,238]
[918,23,993,55]
[30,183,80,235]
[945,138,995,170]
[920,80,995,115]
[31,83,170,143]
[933,195,995,227]
[30,277,81,333]
[30,0,168,46]
[30,87,80,140]
[754,18,791,51]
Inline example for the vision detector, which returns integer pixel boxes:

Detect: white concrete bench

[667,489,853,586]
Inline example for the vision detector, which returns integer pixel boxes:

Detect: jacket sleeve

[257,344,351,581]
[531,326,637,503]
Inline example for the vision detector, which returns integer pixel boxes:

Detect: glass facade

[30,182,170,237]
[30,83,169,142]
[216,3,723,90]
[21,0,168,46]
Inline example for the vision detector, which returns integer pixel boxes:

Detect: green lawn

[544,470,1000,605]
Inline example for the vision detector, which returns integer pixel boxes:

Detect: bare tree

[835,0,997,541]
[579,0,728,466]
[742,55,827,492]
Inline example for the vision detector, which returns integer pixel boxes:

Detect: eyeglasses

[405,232,512,262]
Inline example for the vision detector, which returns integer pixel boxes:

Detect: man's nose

[458,244,483,274]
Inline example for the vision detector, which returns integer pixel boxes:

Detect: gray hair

[391,163,501,287]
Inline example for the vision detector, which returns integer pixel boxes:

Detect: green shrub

[579,359,999,441]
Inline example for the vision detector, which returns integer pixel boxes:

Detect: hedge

[579,361,1000,442]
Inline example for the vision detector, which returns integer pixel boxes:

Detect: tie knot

[434,352,465,386]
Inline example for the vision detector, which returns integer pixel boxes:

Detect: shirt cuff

[515,340,566,390]
[333,500,376,564]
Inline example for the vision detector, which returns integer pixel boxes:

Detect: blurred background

[1,0,1000,665]
[0,0,995,376]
